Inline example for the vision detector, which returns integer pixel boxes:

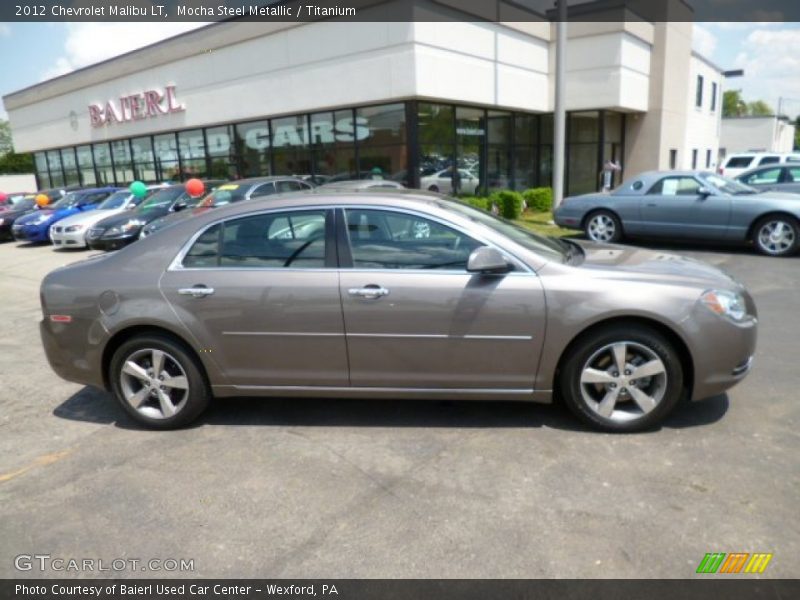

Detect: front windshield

[199,184,247,208]
[699,173,757,195]
[97,191,132,210]
[49,192,80,210]
[440,200,568,263]
[139,187,185,210]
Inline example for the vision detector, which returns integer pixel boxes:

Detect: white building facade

[3,15,722,196]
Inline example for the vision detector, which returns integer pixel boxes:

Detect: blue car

[12,187,118,243]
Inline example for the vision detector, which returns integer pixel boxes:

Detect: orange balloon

[35,193,49,207]
[185,178,205,198]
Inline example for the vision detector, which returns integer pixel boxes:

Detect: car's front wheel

[109,334,211,429]
[584,210,623,243]
[559,325,684,432]
[752,215,799,257]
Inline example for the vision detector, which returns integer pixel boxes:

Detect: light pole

[552,0,567,209]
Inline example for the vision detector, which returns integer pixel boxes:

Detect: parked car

[718,152,800,178]
[50,186,162,249]
[39,190,756,432]
[317,179,405,191]
[735,164,800,194]
[0,192,32,211]
[12,187,118,243]
[0,195,38,241]
[554,170,800,256]
[420,168,480,195]
[87,180,226,251]
[140,177,313,238]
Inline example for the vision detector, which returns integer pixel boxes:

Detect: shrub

[489,190,525,220]
[522,187,553,212]
[461,196,490,211]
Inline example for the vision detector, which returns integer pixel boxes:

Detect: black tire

[584,210,623,243]
[428,185,440,193]
[109,334,211,429]
[751,215,799,257]
[559,324,684,433]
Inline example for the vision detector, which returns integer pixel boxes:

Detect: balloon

[185,178,205,198]
[0,193,7,203]
[129,181,147,198]
[35,193,49,207]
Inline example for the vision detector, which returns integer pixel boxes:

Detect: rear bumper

[40,319,106,389]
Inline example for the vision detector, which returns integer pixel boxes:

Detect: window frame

[647,176,703,197]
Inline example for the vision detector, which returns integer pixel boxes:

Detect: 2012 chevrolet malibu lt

[39,191,757,432]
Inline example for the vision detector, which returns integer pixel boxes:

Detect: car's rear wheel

[584,210,623,243]
[109,334,210,429]
[752,216,799,257]
[559,325,684,432]
[427,185,440,193]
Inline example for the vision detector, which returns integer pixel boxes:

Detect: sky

[0,21,799,121]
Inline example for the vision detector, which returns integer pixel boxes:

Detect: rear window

[724,156,755,168]
[758,156,780,166]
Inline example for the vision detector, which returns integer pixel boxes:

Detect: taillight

[49,315,72,323]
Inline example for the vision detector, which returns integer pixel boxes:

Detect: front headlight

[65,224,84,233]
[700,290,747,322]
[121,219,144,232]
[0,218,5,225]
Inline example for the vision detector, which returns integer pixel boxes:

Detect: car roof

[228,176,309,186]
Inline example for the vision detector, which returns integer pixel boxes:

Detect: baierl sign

[88,85,185,127]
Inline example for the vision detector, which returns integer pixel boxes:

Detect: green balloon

[129,181,147,198]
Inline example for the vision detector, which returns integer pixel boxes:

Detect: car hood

[572,241,739,289]
[58,208,126,228]
[95,207,167,229]
[749,191,800,201]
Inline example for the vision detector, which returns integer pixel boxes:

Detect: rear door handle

[178,286,215,298]
[348,286,390,299]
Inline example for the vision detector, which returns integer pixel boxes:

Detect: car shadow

[53,386,729,433]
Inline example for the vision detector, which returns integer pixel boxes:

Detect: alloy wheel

[757,220,796,255]
[587,214,616,242]
[579,341,667,423]
[119,348,190,420]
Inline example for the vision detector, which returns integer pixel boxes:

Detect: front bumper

[86,230,138,251]
[50,227,88,248]
[12,223,49,242]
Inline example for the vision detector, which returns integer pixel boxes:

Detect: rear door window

[740,168,782,185]
[758,156,780,166]
[724,156,754,169]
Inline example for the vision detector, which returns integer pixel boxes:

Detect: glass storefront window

[76,145,96,186]
[62,147,80,186]
[34,152,50,188]
[455,106,484,191]
[47,150,64,187]
[271,115,312,177]
[515,114,538,146]
[419,103,455,181]
[153,133,179,182]
[235,120,271,178]
[92,142,114,186]
[569,111,600,144]
[205,125,237,180]
[311,110,357,182]
[358,145,407,184]
[487,110,512,191]
[112,140,134,185]
[178,129,207,179]
[130,137,156,182]
[356,103,406,145]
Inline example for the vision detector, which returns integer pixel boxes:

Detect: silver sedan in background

[554,171,800,256]
[40,191,757,433]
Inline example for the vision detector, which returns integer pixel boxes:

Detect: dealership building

[3,6,723,196]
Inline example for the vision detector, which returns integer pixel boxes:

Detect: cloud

[40,22,209,82]
[692,25,717,58]
[0,23,11,37]
[733,26,800,116]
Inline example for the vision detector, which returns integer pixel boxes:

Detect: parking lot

[0,239,798,579]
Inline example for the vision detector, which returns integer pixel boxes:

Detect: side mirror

[173,201,187,212]
[697,187,712,198]
[467,246,512,275]
[125,203,137,210]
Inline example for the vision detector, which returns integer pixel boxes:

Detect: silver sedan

[554,170,800,256]
[40,191,757,432]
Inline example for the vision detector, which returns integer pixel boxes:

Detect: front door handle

[178,286,215,298]
[348,285,390,299]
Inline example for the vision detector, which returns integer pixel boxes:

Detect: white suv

[719,152,800,178]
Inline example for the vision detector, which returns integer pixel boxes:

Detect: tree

[723,90,747,117]
[0,151,34,174]
[747,100,774,116]
[0,120,12,155]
